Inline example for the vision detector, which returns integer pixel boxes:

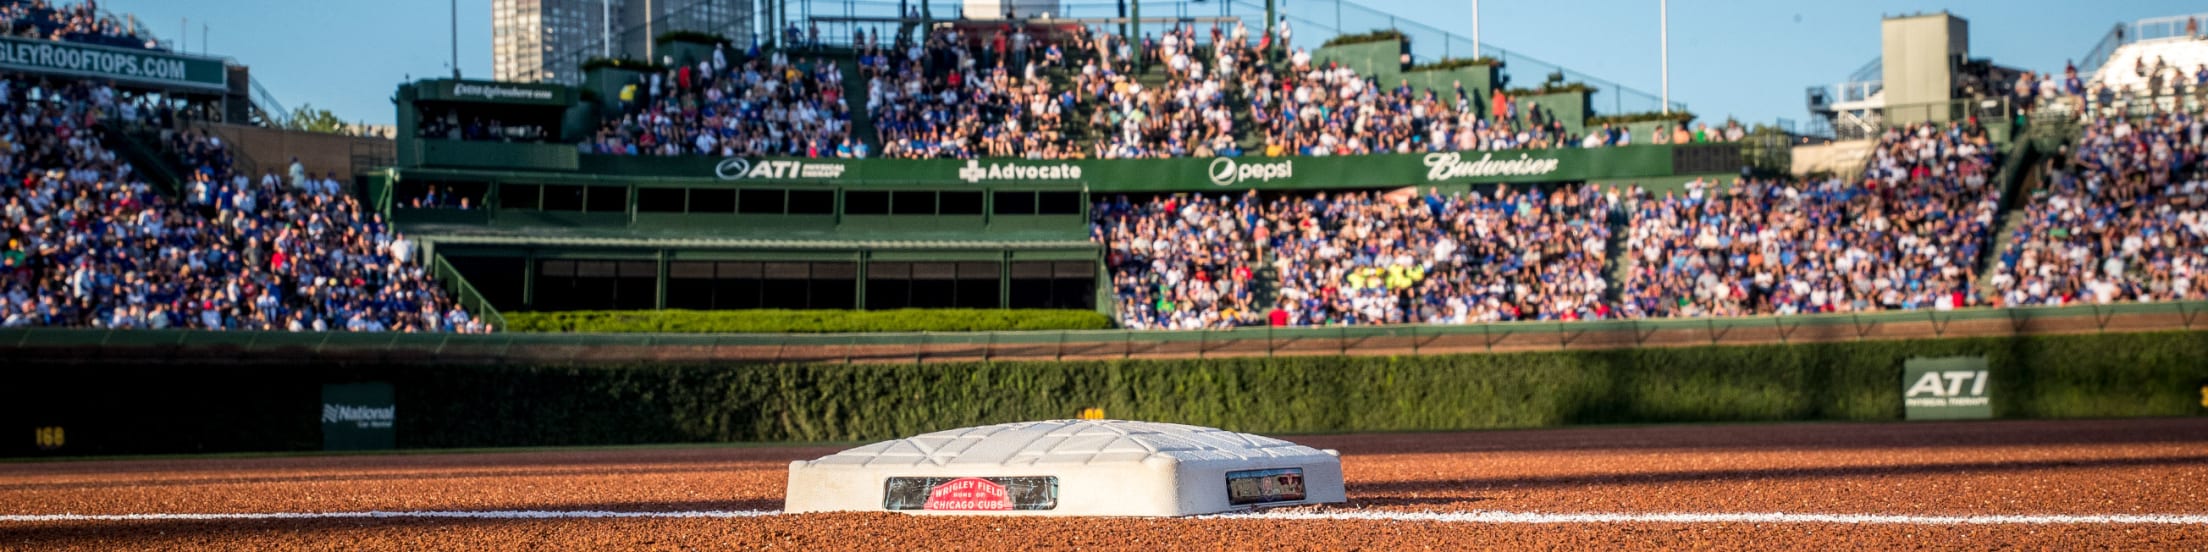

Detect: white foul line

[3,509,2205,525]
[0,510,782,522]
[1210,510,2208,525]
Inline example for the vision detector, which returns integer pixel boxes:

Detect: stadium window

[1009,261,1052,308]
[500,183,542,210]
[865,262,913,310]
[1007,261,1095,309]
[689,188,736,213]
[843,190,890,215]
[907,262,958,308]
[636,188,687,213]
[666,261,716,309]
[992,191,1037,215]
[809,262,858,309]
[584,186,629,213]
[955,262,1001,308]
[939,191,984,215]
[534,260,581,311]
[759,262,812,309]
[542,185,586,211]
[446,256,526,311]
[787,189,835,215]
[1037,191,1083,215]
[715,262,765,309]
[613,261,658,309]
[738,189,786,214]
[572,261,621,309]
[891,191,936,215]
[1052,261,1098,310]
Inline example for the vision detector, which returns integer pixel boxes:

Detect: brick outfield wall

[198,123,392,179]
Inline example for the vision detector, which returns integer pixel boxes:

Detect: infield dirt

[2,418,2204,550]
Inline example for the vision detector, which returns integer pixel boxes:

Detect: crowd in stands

[1092,192,1261,329]
[1266,186,1613,324]
[864,25,1080,159]
[1090,119,2006,328]
[591,20,1744,161]
[0,74,487,332]
[1993,112,2208,305]
[1,0,154,50]
[1620,121,2000,317]
[1091,185,1615,329]
[2013,59,2208,116]
[417,107,552,143]
[585,46,855,158]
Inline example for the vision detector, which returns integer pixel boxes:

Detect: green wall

[6,329,2201,456]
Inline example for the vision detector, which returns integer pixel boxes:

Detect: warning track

[1,418,2204,550]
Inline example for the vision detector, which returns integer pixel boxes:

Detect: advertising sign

[1903,357,1992,420]
[321,383,396,451]
[0,36,227,91]
[883,476,1058,511]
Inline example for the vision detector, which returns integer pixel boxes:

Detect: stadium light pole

[1659,0,1668,114]
[450,0,461,78]
[1471,0,1479,60]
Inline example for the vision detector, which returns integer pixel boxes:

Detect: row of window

[396,181,1084,217]
[449,258,1096,312]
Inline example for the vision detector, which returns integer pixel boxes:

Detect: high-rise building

[493,0,753,85]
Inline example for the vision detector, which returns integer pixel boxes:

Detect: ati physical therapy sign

[1903,357,1992,420]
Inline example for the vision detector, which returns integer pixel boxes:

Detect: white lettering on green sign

[0,37,220,89]
[1422,152,1564,181]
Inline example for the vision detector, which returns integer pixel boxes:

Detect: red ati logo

[923,477,1015,511]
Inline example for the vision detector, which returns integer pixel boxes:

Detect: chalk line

[0,510,781,522]
[4,508,2205,525]
[1208,509,2208,525]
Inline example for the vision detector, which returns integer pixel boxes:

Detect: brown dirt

[2,418,2205,550]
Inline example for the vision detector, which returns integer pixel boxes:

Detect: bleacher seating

[0,0,156,50]
[0,73,486,332]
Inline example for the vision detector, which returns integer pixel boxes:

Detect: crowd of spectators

[1,0,154,50]
[1090,185,1615,329]
[592,20,1700,161]
[0,74,487,332]
[416,107,553,143]
[1992,112,2208,305]
[585,46,854,158]
[1265,186,1613,325]
[1619,121,2001,318]
[2013,59,2208,117]
[1091,192,1262,329]
[864,26,1080,159]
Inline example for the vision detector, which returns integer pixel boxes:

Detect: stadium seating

[1992,111,2208,305]
[1620,121,2001,317]
[585,47,853,157]
[1,0,155,50]
[0,74,486,332]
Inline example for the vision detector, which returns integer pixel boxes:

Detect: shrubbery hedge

[1322,29,1406,48]
[5,330,2202,455]
[504,309,1115,333]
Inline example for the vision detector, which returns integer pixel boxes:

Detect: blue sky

[107,0,2204,127]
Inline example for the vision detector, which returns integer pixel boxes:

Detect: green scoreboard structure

[383,73,1740,321]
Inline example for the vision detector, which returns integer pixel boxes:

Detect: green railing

[5,300,2205,364]
[429,254,507,331]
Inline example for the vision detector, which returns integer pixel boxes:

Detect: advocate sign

[0,36,226,91]
[1903,357,1992,420]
